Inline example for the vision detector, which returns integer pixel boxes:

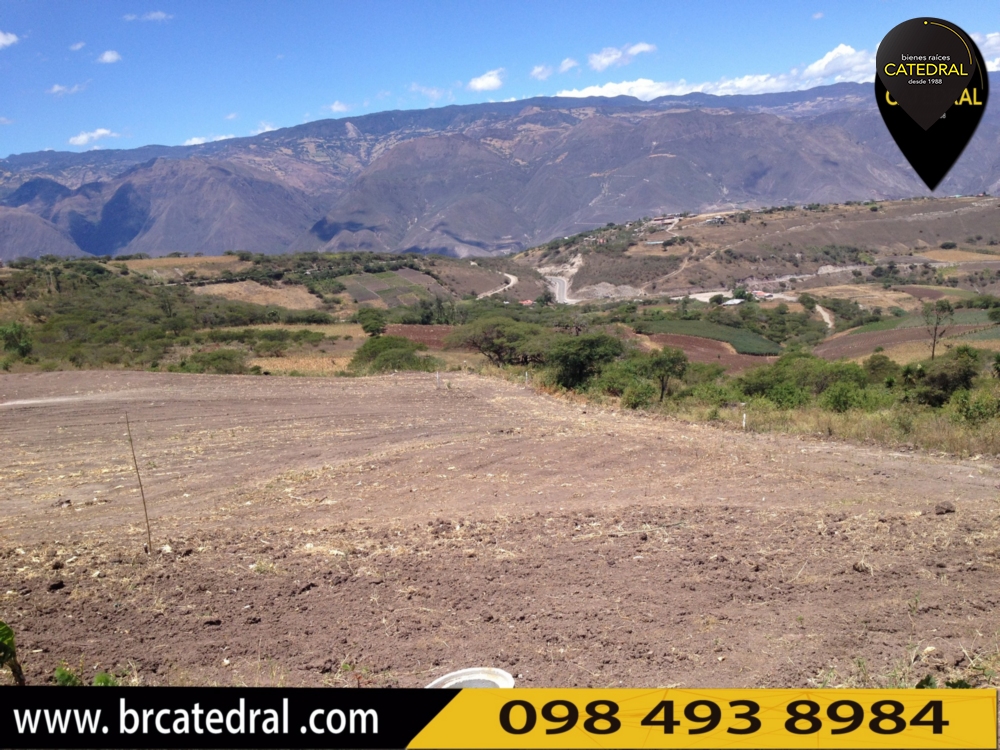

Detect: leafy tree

[357,308,388,337]
[922,299,954,360]
[643,347,688,401]
[535,289,555,307]
[447,317,544,366]
[547,332,624,388]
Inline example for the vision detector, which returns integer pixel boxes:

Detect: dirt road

[2,372,999,690]
[477,273,518,299]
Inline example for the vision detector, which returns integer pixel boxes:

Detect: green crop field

[340,271,435,307]
[640,320,781,355]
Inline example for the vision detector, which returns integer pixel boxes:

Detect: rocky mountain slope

[1,79,998,261]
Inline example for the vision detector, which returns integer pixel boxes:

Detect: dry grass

[816,284,922,312]
[920,249,1000,262]
[193,281,323,310]
[675,400,1000,457]
[124,256,251,279]
[219,323,364,338]
[859,336,1000,365]
[249,355,350,376]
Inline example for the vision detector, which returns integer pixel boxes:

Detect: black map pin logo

[876,18,988,190]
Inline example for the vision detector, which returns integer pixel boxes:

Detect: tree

[547,333,625,388]
[922,299,953,360]
[0,322,32,358]
[446,317,544,366]
[357,308,388,337]
[643,347,688,401]
[535,288,555,307]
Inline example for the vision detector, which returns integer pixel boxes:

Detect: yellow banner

[409,688,996,749]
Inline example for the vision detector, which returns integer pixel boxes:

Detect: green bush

[621,381,656,409]
[590,358,646,397]
[0,322,32,357]
[952,390,1000,424]
[171,349,249,375]
[357,308,388,337]
[739,352,867,401]
[348,335,439,373]
[821,381,865,412]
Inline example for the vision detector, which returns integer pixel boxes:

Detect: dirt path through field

[2,372,1000,691]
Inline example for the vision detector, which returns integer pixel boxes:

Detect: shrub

[0,620,25,685]
[0,322,32,357]
[357,308,388,337]
[590,358,646,397]
[952,390,1000,424]
[622,381,656,409]
[348,335,439,373]
[171,349,248,375]
[821,381,865,412]
[911,347,981,406]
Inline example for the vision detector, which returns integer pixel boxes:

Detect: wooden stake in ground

[125,412,152,554]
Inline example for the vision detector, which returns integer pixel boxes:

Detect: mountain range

[2,77,998,262]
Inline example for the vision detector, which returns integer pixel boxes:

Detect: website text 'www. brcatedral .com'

[13,698,378,738]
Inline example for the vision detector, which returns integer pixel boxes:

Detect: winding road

[477,273,518,299]
[546,275,582,304]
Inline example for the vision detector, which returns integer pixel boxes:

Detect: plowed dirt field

[2,372,1000,690]
[814,326,984,360]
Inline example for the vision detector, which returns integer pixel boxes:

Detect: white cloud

[972,32,1000,71]
[68,128,119,146]
[97,50,122,64]
[588,48,623,71]
[626,42,655,56]
[252,122,277,135]
[328,100,350,113]
[588,42,655,71]
[48,83,86,96]
[183,134,235,146]
[813,12,824,20]
[558,42,876,101]
[0,29,18,49]
[973,31,1000,55]
[0,117,12,125]
[70,41,85,51]
[124,11,172,21]
[530,64,553,81]
[410,82,445,101]
[468,68,505,91]
[801,43,871,81]
[559,58,579,73]
[225,112,238,120]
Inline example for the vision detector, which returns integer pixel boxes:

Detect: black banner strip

[0,687,458,749]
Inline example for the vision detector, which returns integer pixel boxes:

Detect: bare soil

[386,324,459,350]
[193,281,324,310]
[814,326,984,361]
[646,334,776,373]
[2,372,1000,691]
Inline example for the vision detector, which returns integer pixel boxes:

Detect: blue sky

[1,0,998,158]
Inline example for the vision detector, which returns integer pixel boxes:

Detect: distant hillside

[2,78,998,261]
